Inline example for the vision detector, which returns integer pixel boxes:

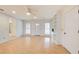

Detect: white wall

[54,14,62,44]
[0,13,9,43]
[16,20,23,37]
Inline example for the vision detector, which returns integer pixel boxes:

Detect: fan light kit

[12,10,16,14]
[26,12,31,15]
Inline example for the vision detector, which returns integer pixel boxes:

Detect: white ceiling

[0,5,63,20]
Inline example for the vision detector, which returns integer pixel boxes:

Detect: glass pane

[35,23,40,35]
[26,23,30,34]
[45,23,50,35]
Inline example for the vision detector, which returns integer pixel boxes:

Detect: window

[26,23,30,34]
[35,23,40,35]
[36,23,40,32]
[45,23,50,35]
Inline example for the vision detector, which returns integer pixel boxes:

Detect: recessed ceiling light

[12,10,16,14]
[33,16,38,19]
[26,12,31,15]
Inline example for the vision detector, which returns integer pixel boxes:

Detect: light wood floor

[0,36,70,54]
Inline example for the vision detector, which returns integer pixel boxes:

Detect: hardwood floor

[0,36,70,54]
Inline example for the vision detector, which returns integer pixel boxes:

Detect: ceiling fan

[24,6,38,16]
[24,6,38,19]
[0,8,5,12]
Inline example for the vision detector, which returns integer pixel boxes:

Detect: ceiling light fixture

[26,12,31,15]
[12,10,16,14]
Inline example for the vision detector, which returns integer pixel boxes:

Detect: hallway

[0,36,69,54]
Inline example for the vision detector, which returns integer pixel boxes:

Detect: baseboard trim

[60,45,71,54]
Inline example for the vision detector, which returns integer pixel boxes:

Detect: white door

[62,7,79,53]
